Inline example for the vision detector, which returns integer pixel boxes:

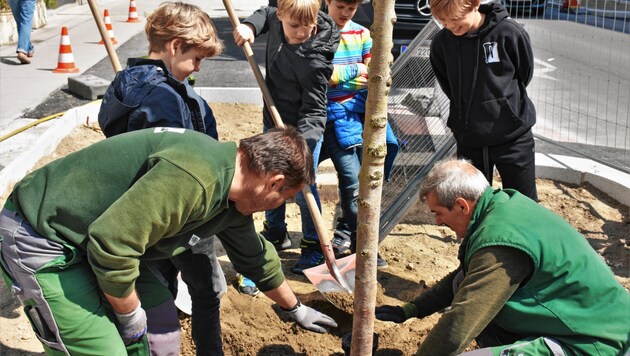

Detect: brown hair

[430,0,480,22]
[277,0,321,26]
[238,127,315,188]
[146,2,223,58]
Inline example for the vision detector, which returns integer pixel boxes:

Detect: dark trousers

[457,130,538,201]
[170,238,225,356]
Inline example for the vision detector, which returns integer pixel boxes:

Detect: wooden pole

[87,0,122,73]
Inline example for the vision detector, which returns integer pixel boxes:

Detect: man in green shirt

[0,127,337,356]
[376,159,630,355]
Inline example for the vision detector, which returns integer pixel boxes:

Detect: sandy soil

[0,103,628,356]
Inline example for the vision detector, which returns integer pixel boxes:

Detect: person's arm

[512,25,534,87]
[429,36,452,99]
[297,63,332,150]
[416,246,532,355]
[376,268,458,322]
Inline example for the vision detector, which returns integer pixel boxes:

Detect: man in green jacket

[0,127,337,356]
[376,159,630,355]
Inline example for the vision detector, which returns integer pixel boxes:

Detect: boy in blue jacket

[98,3,228,354]
[234,0,340,274]
[429,0,538,200]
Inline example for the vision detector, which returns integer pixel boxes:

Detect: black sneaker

[260,221,291,251]
[332,219,352,257]
[291,249,325,275]
[376,254,389,270]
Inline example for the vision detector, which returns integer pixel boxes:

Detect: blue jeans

[322,123,361,234]
[8,0,36,54]
[265,137,323,249]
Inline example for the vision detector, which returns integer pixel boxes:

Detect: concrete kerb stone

[1,88,628,210]
[0,101,102,197]
[68,74,112,100]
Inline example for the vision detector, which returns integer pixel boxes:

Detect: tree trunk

[350,0,396,355]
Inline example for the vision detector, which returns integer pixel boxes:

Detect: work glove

[114,303,148,345]
[282,300,338,333]
[375,303,418,323]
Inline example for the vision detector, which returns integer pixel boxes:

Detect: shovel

[223,0,353,292]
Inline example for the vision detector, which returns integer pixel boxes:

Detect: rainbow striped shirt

[327,21,372,103]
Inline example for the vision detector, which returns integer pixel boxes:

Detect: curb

[1,93,629,209]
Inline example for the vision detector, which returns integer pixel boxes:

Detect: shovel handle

[223,0,351,291]
[222,0,283,128]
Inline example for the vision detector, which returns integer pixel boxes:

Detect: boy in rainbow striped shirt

[323,0,399,267]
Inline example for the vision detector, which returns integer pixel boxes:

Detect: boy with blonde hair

[234,0,340,274]
[429,0,538,201]
[98,2,228,354]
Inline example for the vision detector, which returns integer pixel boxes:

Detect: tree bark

[350,0,395,355]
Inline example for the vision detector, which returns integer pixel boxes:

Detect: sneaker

[332,219,352,257]
[260,221,291,251]
[291,249,325,275]
[376,254,389,270]
[236,273,260,296]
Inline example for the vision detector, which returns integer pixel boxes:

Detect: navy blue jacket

[98,58,218,139]
[430,3,535,147]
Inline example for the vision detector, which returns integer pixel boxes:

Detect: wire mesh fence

[378,8,629,239]
[379,21,455,241]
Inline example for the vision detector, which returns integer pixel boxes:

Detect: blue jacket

[98,58,218,139]
[325,90,399,179]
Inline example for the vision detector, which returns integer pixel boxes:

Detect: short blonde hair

[430,0,480,22]
[146,2,223,58]
[277,0,321,26]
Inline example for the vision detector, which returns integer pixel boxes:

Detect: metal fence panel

[378,8,629,239]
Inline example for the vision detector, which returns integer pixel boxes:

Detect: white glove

[114,302,148,345]
[283,300,337,333]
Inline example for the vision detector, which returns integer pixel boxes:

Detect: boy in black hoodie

[429,0,538,200]
[234,0,340,274]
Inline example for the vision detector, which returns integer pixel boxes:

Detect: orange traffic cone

[53,26,79,73]
[99,9,118,45]
[127,0,140,23]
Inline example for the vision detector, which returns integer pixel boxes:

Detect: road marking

[533,58,557,81]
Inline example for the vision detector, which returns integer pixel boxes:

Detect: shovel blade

[303,254,356,293]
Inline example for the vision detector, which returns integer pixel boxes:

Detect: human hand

[114,303,148,345]
[284,301,338,333]
[233,24,255,46]
[375,302,418,323]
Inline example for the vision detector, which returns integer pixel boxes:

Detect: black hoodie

[430,3,536,148]
[245,7,339,151]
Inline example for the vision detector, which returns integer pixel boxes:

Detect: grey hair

[419,158,489,209]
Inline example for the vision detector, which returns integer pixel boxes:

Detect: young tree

[351,0,396,354]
